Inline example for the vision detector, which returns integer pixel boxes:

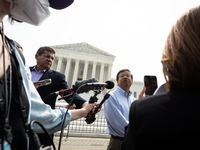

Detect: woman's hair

[162,6,200,91]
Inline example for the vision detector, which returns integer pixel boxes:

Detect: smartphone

[144,75,158,96]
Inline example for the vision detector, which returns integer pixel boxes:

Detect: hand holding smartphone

[144,75,158,96]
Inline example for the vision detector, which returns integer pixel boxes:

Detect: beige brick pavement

[53,136,110,150]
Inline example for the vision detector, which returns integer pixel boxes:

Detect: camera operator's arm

[70,102,97,121]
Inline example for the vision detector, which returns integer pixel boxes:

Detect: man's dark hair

[36,46,55,55]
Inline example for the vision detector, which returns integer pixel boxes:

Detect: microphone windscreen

[105,81,115,89]
[74,78,98,93]
[75,78,98,87]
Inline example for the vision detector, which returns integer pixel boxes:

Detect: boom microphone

[77,80,115,94]
[73,78,98,93]
[48,78,98,97]
[87,80,114,89]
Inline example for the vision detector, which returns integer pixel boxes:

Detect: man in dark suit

[30,46,86,146]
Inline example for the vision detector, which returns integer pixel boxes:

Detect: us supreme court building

[50,42,143,100]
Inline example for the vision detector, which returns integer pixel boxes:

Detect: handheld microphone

[95,93,110,110]
[51,88,73,97]
[85,93,110,124]
[33,79,52,87]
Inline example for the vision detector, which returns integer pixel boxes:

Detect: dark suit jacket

[122,88,200,150]
[30,66,86,109]
[30,67,87,146]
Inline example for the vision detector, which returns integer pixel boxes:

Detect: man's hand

[34,84,40,89]
[63,104,76,109]
[138,87,146,99]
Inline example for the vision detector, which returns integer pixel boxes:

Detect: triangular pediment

[51,42,115,58]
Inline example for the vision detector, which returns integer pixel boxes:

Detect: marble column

[99,63,105,82]
[83,61,89,80]
[72,59,80,85]
[56,57,63,72]
[107,64,112,80]
[91,62,97,78]
[64,58,71,81]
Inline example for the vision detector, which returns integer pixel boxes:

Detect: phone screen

[144,75,158,96]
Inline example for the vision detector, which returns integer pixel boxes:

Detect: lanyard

[0,22,12,150]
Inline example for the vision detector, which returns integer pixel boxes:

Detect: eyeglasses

[119,74,131,78]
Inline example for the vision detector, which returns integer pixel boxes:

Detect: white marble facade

[51,42,116,88]
[50,42,143,100]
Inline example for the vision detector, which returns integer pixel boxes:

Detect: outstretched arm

[70,102,96,121]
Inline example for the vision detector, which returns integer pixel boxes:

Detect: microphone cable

[28,120,56,150]
[57,83,87,150]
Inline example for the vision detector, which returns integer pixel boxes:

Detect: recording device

[48,78,98,98]
[144,75,158,96]
[58,80,114,104]
[85,93,110,124]
[50,79,114,98]
[33,79,52,87]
